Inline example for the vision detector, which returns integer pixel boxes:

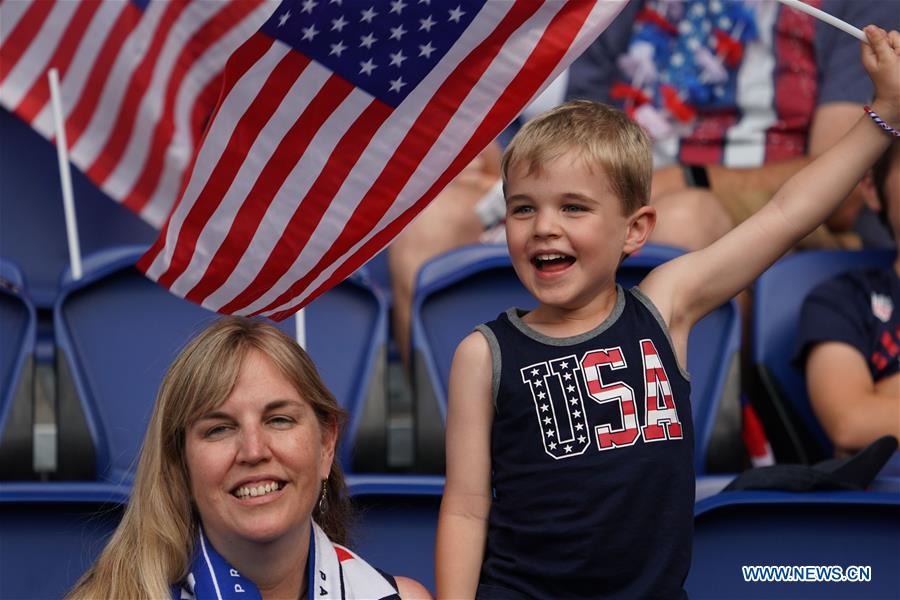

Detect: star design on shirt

[573,410,581,418]
[545,429,555,438]
[540,403,549,412]
[567,385,575,393]
[577,435,586,443]
[533,379,543,388]
[301,0,318,14]
[531,368,539,376]
[563,372,572,380]
[543,417,551,425]
[564,444,573,453]
[559,361,569,369]
[569,398,578,405]
[549,441,557,450]
[278,12,291,27]
[390,0,407,14]
[537,391,546,400]
[575,422,584,431]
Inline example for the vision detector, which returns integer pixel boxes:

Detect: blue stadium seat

[686,490,900,599]
[53,246,389,481]
[348,474,443,594]
[410,243,741,474]
[0,259,36,477]
[0,481,128,600]
[0,107,156,308]
[753,249,897,463]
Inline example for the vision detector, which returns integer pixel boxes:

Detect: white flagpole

[48,68,83,280]
[294,307,307,349]
[776,0,867,43]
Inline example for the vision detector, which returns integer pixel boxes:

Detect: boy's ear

[623,205,656,255]
[859,171,882,213]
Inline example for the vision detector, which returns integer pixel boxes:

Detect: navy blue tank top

[476,287,694,599]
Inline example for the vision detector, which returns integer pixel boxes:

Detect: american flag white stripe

[140,0,627,319]
[180,3,515,310]
[0,1,31,36]
[136,3,275,224]
[0,0,276,228]
[102,1,228,199]
[1,1,82,109]
[265,0,626,319]
[30,1,129,135]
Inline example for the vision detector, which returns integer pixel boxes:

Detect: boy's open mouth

[532,253,575,272]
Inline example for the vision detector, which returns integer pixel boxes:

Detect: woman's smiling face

[185,348,335,549]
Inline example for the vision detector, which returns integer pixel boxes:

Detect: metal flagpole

[48,68,82,280]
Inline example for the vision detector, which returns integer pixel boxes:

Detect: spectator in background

[567,0,899,251]
[795,141,899,472]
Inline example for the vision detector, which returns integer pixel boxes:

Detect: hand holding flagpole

[776,0,867,43]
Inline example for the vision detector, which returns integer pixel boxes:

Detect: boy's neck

[522,285,620,338]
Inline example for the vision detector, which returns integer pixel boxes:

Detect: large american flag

[138,0,626,320]
[0,0,276,227]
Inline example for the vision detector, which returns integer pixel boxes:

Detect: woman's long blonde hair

[68,317,350,599]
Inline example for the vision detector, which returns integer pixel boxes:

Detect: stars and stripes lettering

[137,0,627,318]
[581,347,640,450]
[0,0,276,227]
[520,356,590,460]
[520,343,685,458]
[640,339,683,442]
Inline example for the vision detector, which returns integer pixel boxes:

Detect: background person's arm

[806,342,900,452]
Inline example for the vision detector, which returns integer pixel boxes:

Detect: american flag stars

[265,0,481,106]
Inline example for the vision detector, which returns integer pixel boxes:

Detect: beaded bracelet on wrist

[863,105,900,138]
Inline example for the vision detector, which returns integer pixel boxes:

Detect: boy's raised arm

[642,26,900,343]
[435,331,495,599]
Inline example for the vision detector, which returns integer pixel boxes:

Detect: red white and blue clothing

[567,0,899,168]
[476,287,694,599]
[175,522,399,600]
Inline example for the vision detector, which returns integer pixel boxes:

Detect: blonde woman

[68,317,430,600]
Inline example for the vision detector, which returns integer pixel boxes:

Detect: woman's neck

[208,526,309,600]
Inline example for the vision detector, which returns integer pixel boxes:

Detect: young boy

[435,26,900,599]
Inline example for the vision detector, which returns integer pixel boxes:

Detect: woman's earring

[318,478,328,514]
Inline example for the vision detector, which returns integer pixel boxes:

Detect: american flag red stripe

[141,0,627,318]
[0,0,276,227]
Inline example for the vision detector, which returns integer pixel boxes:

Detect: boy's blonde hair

[502,100,652,215]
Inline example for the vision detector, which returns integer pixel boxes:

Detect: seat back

[753,249,896,462]
[0,259,36,477]
[687,490,900,598]
[0,107,156,308]
[348,475,443,594]
[410,244,740,473]
[0,482,128,600]
[54,247,388,481]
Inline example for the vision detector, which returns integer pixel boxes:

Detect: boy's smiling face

[504,149,649,313]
